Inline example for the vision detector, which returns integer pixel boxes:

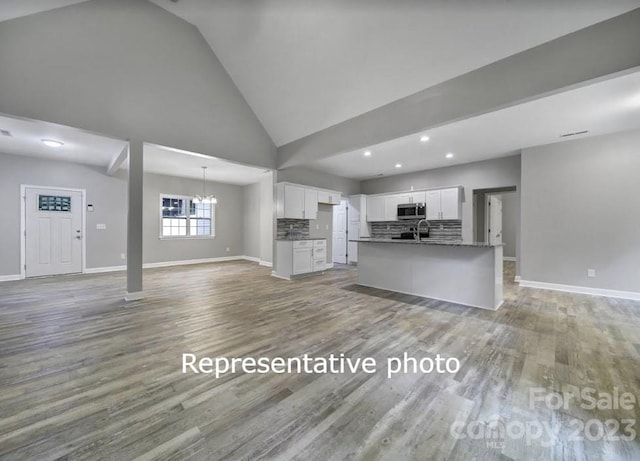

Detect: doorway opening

[473,186,517,258]
[332,198,348,264]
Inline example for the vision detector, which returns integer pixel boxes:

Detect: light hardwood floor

[1,261,640,460]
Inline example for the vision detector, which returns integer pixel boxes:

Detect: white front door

[486,194,503,245]
[25,187,83,277]
[333,199,348,264]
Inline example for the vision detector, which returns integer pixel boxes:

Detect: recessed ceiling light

[42,139,64,148]
[445,153,454,159]
[420,135,430,142]
[363,150,372,157]
[395,163,402,168]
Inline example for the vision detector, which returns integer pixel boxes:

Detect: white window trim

[158,193,216,240]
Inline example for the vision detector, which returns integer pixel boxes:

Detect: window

[160,195,215,238]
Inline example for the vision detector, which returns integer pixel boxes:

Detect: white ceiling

[141,144,272,185]
[150,0,640,146]
[0,114,271,185]
[0,0,88,23]
[0,114,127,167]
[310,70,640,180]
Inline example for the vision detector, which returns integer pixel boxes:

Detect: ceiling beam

[106,144,128,176]
[277,8,640,169]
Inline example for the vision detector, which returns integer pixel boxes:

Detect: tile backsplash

[370,220,462,241]
[277,219,310,239]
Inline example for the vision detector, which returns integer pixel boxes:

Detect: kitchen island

[351,238,503,310]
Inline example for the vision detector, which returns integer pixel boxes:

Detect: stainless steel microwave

[397,203,426,220]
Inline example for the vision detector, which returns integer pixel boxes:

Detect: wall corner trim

[519,279,640,301]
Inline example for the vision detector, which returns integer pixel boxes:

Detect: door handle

[75,235,82,240]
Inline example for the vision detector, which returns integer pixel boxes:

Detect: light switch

[587,269,596,277]
[87,204,94,212]
[96,223,106,230]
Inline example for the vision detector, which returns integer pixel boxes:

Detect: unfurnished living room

[1,1,640,460]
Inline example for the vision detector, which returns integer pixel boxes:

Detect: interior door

[486,194,503,245]
[25,187,83,277]
[332,199,348,264]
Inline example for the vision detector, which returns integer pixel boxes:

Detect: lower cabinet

[275,239,327,279]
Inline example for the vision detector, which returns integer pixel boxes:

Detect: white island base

[356,240,503,310]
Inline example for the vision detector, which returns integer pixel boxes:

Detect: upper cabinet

[409,191,426,204]
[366,195,386,222]
[426,187,461,220]
[276,182,341,219]
[304,188,318,220]
[366,194,409,222]
[367,186,462,222]
[278,184,305,219]
[317,190,340,205]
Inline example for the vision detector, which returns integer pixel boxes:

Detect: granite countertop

[350,238,502,248]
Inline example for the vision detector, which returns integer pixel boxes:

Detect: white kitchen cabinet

[293,247,313,274]
[318,190,341,205]
[409,191,426,204]
[304,188,318,220]
[277,183,341,220]
[366,195,386,222]
[440,187,461,219]
[425,190,441,220]
[275,239,327,279]
[276,183,304,219]
[425,187,461,220]
[312,239,327,271]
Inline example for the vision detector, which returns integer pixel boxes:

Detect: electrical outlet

[120,253,126,260]
[587,269,596,278]
[325,224,329,230]
[226,247,230,252]
[316,224,319,230]
[96,223,106,230]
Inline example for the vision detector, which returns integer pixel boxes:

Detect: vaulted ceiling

[2,0,640,179]
[149,0,640,146]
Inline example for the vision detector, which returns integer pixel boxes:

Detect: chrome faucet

[414,219,430,241]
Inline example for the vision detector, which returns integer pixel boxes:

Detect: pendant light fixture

[193,166,217,204]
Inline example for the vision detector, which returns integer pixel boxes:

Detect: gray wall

[361,154,521,247]
[259,174,274,264]
[277,166,360,196]
[243,174,274,264]
[0,0,275,169]
[521,129,640,292]
[143,173,244,264]
[243,182,261,259]
[501,192,518,259]
[0,152,252,276]
[0,153,127,275]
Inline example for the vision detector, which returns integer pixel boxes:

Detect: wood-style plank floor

[1,261,640,460]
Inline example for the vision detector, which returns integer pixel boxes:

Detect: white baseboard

[325,263,335,269]
[514,275,521,282]
[519,279,640,301]
[12,256,272,280]
[144,256,244,269]
[85,265,127,274]
[503,257,517,262]
[124,291,145,302]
